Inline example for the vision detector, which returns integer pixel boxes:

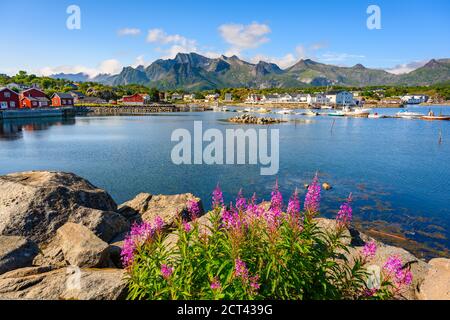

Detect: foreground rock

[0,266,127,300]
[0,171,129,244]
[119,193,204,227]
[228,114,286,124]
[0,236,38,275]
[416,258,450,300]
[57,223,110,268]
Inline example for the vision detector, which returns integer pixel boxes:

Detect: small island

[228,114,287,124]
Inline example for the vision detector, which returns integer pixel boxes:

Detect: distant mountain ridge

[50,53,450,90]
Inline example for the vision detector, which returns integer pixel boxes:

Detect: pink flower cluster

[121,217,165,268]
[187,198,201,220]
[336,194,353,227]
[304,174,321,214]
[383,256,413,287]
[234,259,260,292]
[212,183,224,209]
[160,264,174,279]
[210,277,222,290]
[362,241,377,260]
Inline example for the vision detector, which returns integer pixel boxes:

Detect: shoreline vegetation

[0,171,448,300]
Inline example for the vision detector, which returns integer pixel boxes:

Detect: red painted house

[20,88,50,108]
[122,93,150,105]
[0,87,19,109]
[51,93,74,107]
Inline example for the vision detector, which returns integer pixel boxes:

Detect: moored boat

[421,115,450,121]
[396,110,424,119]
[277,108,294,115]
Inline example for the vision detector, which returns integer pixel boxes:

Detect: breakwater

[0,107,76,120]
[78,105,181,115]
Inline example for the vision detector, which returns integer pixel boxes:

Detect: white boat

[343,107,370,118]
[222,106,230,112]
[320,105,333,110]
[244,107,254,113]
[396,110,423,119]
[277,108,294,115]
[304,110,319,116]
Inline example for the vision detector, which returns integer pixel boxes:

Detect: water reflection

[0,118,75,140]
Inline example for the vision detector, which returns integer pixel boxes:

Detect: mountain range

[50,53,450,90]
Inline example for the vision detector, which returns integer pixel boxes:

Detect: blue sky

[1,0,449,77]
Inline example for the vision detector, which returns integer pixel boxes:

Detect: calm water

[1,105,449,258]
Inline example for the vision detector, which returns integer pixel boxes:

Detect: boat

[277,108,294,115]
[421,115,450,121]
[320,105,333,110]
[328,111,345,117]
[396,110,424,119]
[244,107,254,113]
[304,110,319,116]
[343,106,370,118]
[222,106,230,112]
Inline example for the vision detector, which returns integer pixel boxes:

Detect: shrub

[123,176,412,300]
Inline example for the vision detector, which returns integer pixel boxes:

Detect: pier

[0,107,76,120]
[78,104,181,115]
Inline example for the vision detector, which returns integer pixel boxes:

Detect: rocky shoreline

[0,171,448,300]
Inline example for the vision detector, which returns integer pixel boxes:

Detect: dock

[78,104,181,115]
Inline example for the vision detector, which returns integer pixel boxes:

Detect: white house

[171,93,184,100]
[326,91,354,106]
[246,94,263,103]
[401,95,428,104]
[224,93,233,102]
[183,94,195,101]
[205,93,220,101]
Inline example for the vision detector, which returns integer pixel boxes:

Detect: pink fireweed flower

[249,275,260,291]
[383,255,413,288]
[270,179,283,215]
[234,259,249,280]
[212,183,224,209]
[287,188,300,216]
[250,192,257,205]
[121,218,165,268]
[362,241,377,260]
[383,256,403,275]
[210,277,222,290]
[160,264,174,279]
[183,221,192,233]
[187,198,201,220]
[235,189,247,211]
[336,193,353,227]
[304,174,321,214]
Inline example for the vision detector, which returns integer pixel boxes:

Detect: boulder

[416,258,450,300]
[322,183,332,190]
[0,266,127,300]
[0,236,38,275]
[56,223,110,268]
[118,193,152,219]
[122,193,204,228]
[0,171,129,244]
[315,218,352,245]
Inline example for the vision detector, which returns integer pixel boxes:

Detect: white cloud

[117,28,141,36]
[385,60,427,74]
[147,28,198,58]
[219,22,271,56]
[250,43,327,69]
[320,52,365,62]
[39,59,123,78]
[251,53,297,69]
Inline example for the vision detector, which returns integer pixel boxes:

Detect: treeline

[1,71,449,101]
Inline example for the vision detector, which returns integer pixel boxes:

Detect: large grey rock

[57,223,110,268]
[416,258,450,300]
[0,236,38,275]
[0,266,127,300]
[0,171,129,244]
[121,193,204,228]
